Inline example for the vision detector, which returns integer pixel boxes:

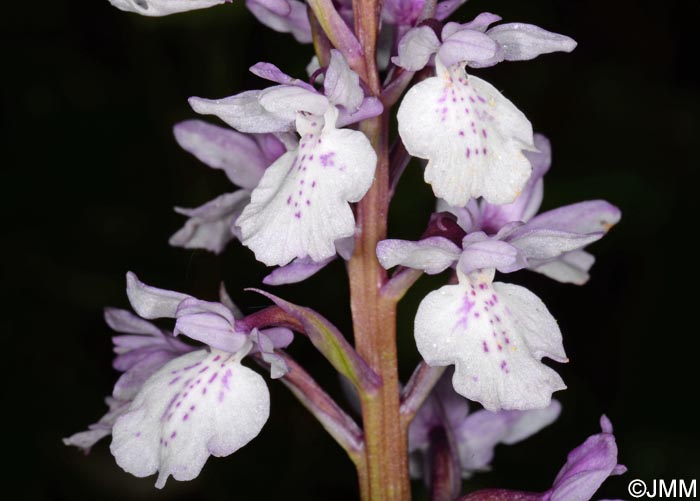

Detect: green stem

[349,113,411,499]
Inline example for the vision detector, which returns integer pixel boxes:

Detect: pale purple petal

[459,12,502,33]
[126,272,190,320]
[170,191,251,254]
[531,250,595,285]
[174,298,247,353]
[260,327,294,348]
[336,97,384,127]
[173,120,271,189]
[377,237,461,274]
[218,282,244,319]
[382,0,424,25]
[250,329,289,378]
[189,91,293,134]
[104,307,164,338]
[524,200,622,235]
[263,256,334,285]
[246,0,312,43]
[392,26,440,71]
[249,62,315,91]
[438,29,499,68]
[324,50,364,112]
[507,228,603,262]
[108,0,229,16]
[487,23,577,62]
[458,233,526,274]
[258,85,330,122]
[549,416,626,501]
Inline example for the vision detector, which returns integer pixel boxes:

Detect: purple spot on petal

[483,341,489,353]
[183,414,189,421]
[170,431,177,439]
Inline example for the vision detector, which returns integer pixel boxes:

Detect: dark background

[4,0,699,499]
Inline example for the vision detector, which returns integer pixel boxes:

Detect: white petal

[392,26,441,71]
[108,0,226,16]
[126,272,190,320]
[414,270,566,411]
[398,63,534,206]
[111,349,269,488]
[500,399,561,444]
[258,85,330,121]
[376,237,461,274]
[237,108,376,266]
[189,91,293,134]
[531,250,595,285]
[324,50,364,112]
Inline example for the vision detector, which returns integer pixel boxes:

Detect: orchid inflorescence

[66,0,626,499]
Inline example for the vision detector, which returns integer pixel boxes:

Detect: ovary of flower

[414,268,567,411]
[111,347,269,488]
[397,58,534,207]
[237,106,376,266]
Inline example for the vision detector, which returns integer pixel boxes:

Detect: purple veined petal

[414,269,567,411]
[324,50,364,112]
[524,200,622,235]
[377,236,462,274]
[487,23,577,62]
[64,398,131,453]
[108,0,230,16]
[438,29,499,68]
[173,120,270,189]
[507,228,604,262]
[110,349,270,488]
[392,26,441,72]
[170,191,251,254]
[336,97,384,127]
[480,133,551,230]
[531,250,595,285]
[104,307,164,337]
[434,0,468,21]
[126,272,190,320]
[189,91,293,134]
[237,107,376,266]
[548,416,626,501]
[263,256,334,285]
[246,0,312,43]
[174,298,247,353]
[397,62,534,207]
[458,233,526,274]
[249,62,315,91]
[258,85,330,122]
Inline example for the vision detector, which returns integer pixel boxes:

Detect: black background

[4,0,699,499]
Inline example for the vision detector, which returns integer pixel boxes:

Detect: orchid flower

[395,13,576,206]
[461,416,627,501]
[189,51,382,266]
[377,134,621,284]
[65,272,292,488]
[170,120,286,254]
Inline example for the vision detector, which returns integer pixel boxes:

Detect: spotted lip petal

[111,349,270,488]
[237,107,376,266]
[397,60,534,207]
[414,270,566,411]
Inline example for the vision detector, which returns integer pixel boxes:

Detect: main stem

[349,115,411,499]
